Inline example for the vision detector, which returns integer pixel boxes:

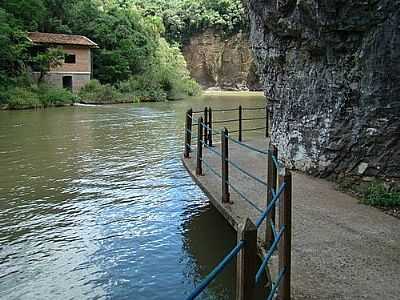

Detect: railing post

[204,107,208,145]
[208,107,213,147]
[221,127,230,203]
[196,117,203,176]
[238,105,243,142]
[236,218,257,300]
[184,108,193,158]
[265,141,278,248]
[266,106,269,138]
[278,171,292,300]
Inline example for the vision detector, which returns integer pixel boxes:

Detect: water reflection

[0,93,265,299]
[181,204,236,300]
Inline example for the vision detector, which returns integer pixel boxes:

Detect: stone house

[28,32,98,93]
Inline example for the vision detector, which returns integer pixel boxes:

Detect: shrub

[364,183,400,207]
[6,87,42,109]
[39,85,77,106]
[79,80,127,104]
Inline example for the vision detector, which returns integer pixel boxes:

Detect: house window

[64,54,76,64]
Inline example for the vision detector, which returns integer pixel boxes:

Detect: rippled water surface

[0,93,265,300]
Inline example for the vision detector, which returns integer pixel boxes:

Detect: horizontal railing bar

[227,180,263,213]
[201,158,222,178]
[242,126,267,132]
[202,142,222,157]
[200,122,217,132]
[242,107,266,111]
[227,159,269,188]
[212,119,239,124]
[226,135,270,155]
[255,183,286,229]
[266,267,287,300]
[255,225,285,283]
[212,108,239,112]
[242,117,267,121]
[185,241,245,300]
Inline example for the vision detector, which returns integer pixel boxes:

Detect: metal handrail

[183,105,290,300]
[256,225,285,283]
[185,241,245,300]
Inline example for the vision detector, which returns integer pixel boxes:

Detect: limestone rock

[247,0,400,179]
[182,30,262,91]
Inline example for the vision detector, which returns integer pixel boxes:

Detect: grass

[363,183,400,208]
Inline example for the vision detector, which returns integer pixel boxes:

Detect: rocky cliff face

[247,0,400,181]
[182,30,262,90]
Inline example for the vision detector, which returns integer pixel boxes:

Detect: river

[0,92,265,300]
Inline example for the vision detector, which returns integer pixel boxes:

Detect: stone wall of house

[247,0,400,182]
[33,72,90,93]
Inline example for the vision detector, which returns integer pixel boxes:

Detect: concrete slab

[182,138,400,300]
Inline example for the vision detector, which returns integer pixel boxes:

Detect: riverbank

[203,90,264,97]
[1,89,265,110]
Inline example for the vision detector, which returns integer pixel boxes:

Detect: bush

[364,183,400,207]
[3,85,76,109]
[79,80,129,104]
[39,85,77,106]
[6,87,42,109]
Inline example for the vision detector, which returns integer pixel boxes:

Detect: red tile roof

[28,32,98,48]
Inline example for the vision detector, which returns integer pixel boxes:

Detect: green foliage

[79,80,130,104]
[1,0,204,106]
[32,48,65,82]
[6,87,42,109]
[3,84,76,109]
[364,183,400,208]
[118,38,201,101]
[1,0,47,31]
[0,9,31,84]
[133,0,248,43]
[38,85,77,106]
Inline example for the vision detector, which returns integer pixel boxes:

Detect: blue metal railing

[186,241,245,300]
[184,106,289,300]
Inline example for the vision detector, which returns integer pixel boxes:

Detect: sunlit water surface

[0,93,265,300]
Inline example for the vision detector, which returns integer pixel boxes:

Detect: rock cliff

[247,0,400,181]
[182,30,262,91]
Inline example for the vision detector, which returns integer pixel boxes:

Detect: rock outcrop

[247,0,400,181]
[182,30,262,91]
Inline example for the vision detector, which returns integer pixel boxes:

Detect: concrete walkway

[182,139,400,299]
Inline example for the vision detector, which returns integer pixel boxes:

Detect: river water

[0,93,265,300]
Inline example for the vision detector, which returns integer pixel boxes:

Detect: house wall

[33,45,93,93]
[52,46,91,73]
[33,72,91,93]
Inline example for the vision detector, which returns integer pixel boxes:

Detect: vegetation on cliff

[133,0,248,43]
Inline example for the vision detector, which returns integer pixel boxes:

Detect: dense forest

[0,0,247,108]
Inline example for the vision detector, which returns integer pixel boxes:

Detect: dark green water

[0,93,265,300]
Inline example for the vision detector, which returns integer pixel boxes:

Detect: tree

[32,48,65,82]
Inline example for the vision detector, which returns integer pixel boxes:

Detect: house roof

[28,32,98,48]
